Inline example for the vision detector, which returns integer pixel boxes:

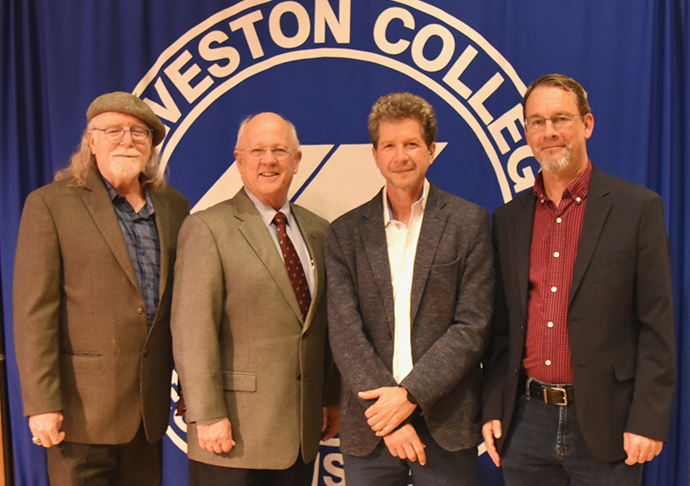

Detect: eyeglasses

[91,126,153,144]
[524,114,582,132]
[237,147,294,161]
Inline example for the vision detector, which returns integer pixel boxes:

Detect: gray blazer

[171,188,338,469]
[325,183,493,456]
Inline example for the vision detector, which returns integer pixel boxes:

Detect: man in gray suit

[325,93,493,485]
[171,112,339,486]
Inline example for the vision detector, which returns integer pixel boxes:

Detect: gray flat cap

[86,92,165,145]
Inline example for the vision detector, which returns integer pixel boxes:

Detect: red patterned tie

[273,212,311,319]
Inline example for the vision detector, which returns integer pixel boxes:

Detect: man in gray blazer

[171,112,339,486]
[482,74,675,485]
[14,92,190,485]
[326,93,493,486]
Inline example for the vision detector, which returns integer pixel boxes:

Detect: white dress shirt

[383,178,430,383]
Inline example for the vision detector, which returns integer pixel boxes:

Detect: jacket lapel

[569,167,611,305]
[292,204,322,333]
[511,192,536,320]
[360,191,396,335]
[81,171,141,293]
[234,189,305,325]
[409,185,447,326]
[150,189,171,302]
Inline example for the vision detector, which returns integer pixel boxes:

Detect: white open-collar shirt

[383,178,430,383]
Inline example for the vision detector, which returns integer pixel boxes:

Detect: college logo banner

[2,1,687,486]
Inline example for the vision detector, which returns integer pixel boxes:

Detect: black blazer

[482,165,675,463]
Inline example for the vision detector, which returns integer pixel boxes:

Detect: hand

[623,432,663,465]
[197,418,235,454]
[29,412,65,448]
[321,405,341,441]
[383,424,427,465]
[175,395,186,416]
[358,386,416,436]
[481,420,502,467]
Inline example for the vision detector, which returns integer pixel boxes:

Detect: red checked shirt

[523,162,592,384]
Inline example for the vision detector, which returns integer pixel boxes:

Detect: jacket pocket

[613,358,636,381]
[59,352,104,373]
[221,371,257,392]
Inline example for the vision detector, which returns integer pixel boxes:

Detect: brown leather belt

[527,377,574,406]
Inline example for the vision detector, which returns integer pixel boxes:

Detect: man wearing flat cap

[13,91,190,485]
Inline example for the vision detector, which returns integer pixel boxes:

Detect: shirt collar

[244,186,292,228]
[102,176,154,216]
[383,178,430,224]
[533,160,592,203]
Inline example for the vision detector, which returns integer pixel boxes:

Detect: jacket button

[137,307,145,315]
[143,349,149,357]
[297,374,301,381]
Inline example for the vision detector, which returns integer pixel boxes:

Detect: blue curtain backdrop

[1,1,688,485]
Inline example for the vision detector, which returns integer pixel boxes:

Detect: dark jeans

[502,392,642,486]
[343,419,477,486]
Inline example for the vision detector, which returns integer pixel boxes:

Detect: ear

[293,150,302,173]
[428,141,436,164]
[234,150,243,174]
[88,130,97,154]
[583,113,594,140]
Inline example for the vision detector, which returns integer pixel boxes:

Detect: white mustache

[110,150,142,157]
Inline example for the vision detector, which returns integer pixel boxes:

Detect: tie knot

[273,211,287,227]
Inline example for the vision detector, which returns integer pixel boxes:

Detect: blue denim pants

[501,385,642,486]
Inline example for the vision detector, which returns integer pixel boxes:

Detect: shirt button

[556,217,562,223]
[551,286,557,292]
[554,252,560,258]
[576,197,582,203]
[547,322,554,328]
[545,360,552,366]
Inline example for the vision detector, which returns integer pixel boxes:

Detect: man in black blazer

[326,93,493,486]
[482,74,675,485]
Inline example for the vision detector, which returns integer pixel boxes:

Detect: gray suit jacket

[14,170,189,444]
[325,184,493,456]
[171,188,338,469]
[482,165,676,462]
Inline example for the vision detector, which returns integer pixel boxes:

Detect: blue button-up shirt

[103,178,160,330]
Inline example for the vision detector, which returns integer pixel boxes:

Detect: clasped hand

[358,386,417,437]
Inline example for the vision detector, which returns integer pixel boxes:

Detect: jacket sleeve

[170,214,229,423]
[625,192,676,440]
[13,191,65,416]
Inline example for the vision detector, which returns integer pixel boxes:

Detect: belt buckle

[548,387,568,406]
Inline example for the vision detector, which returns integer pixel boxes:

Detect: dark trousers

[189,455,315,486]
[45,423,161,486]
[502,394,643,486]
[342,419,478,486]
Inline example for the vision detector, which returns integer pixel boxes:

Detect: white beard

[542,151,571,173]
[109,154,144,179]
